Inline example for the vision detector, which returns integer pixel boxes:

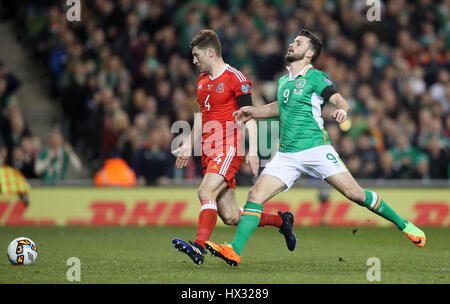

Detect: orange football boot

[205,241,241,266]
[402,221,426,248]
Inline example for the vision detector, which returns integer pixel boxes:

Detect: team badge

[216,82,224,92]
[240,83,250,94]
[295,79,306,89]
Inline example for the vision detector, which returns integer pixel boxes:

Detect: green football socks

[231,201,263,255]
[363,190,407,230]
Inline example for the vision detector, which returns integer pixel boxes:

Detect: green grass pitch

[0,226,449,284]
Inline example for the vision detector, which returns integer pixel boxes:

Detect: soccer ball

[7,237,38,265]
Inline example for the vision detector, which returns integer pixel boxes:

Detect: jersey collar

[287,64,313,80]
[209,64,228,80]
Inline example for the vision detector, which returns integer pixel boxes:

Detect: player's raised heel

[172,238,205,265]
[205,241,240,267]
[278,211,297,251]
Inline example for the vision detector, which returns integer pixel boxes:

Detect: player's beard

[285,50,306,63]
[195,62,211,74]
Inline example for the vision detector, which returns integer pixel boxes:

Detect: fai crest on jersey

[295,79,306,89]
[240,83,250,94]
[216,82,224,92]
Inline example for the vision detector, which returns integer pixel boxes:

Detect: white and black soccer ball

[7,237,38,265]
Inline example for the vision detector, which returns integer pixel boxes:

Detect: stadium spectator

[390,132,429,180]
[378,151,400,179]
[6,107,31,149]
[0,63,34,168]
[101,104,130,159]
[18,136,41,178]
[356,131,380,178]
[429,69,449,113]
[131,126,174,186]
[426,135,449,179]
[34,130,82,184]
[11,145,36,179]
[60,60,91,148]
[0,61,21,99]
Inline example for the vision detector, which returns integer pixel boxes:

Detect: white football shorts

[261,145,348,190]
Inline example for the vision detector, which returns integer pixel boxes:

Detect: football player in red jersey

[171,30,296,265]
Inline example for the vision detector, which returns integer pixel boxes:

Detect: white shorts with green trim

[261,145,348,191]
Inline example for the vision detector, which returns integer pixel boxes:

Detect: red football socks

[194,200,218,248]
[237,207,282,227]
[258,211,283,227]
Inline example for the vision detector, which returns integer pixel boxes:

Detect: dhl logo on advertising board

[0,188,449,227]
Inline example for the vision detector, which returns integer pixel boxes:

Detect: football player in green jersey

[205,29,425,267]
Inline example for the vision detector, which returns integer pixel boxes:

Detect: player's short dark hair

[298,29,322,62]
[190,30,222,57]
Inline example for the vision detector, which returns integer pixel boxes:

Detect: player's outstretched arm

[233,101,279,123]
[329,93,349,124]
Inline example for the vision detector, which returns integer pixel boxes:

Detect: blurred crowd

[0,60,82,184]
[1,0,449,185]
[0,60,35,177]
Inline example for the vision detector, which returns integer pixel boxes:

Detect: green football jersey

[277,64,333,152]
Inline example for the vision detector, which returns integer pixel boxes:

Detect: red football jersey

[196,64,252,156]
